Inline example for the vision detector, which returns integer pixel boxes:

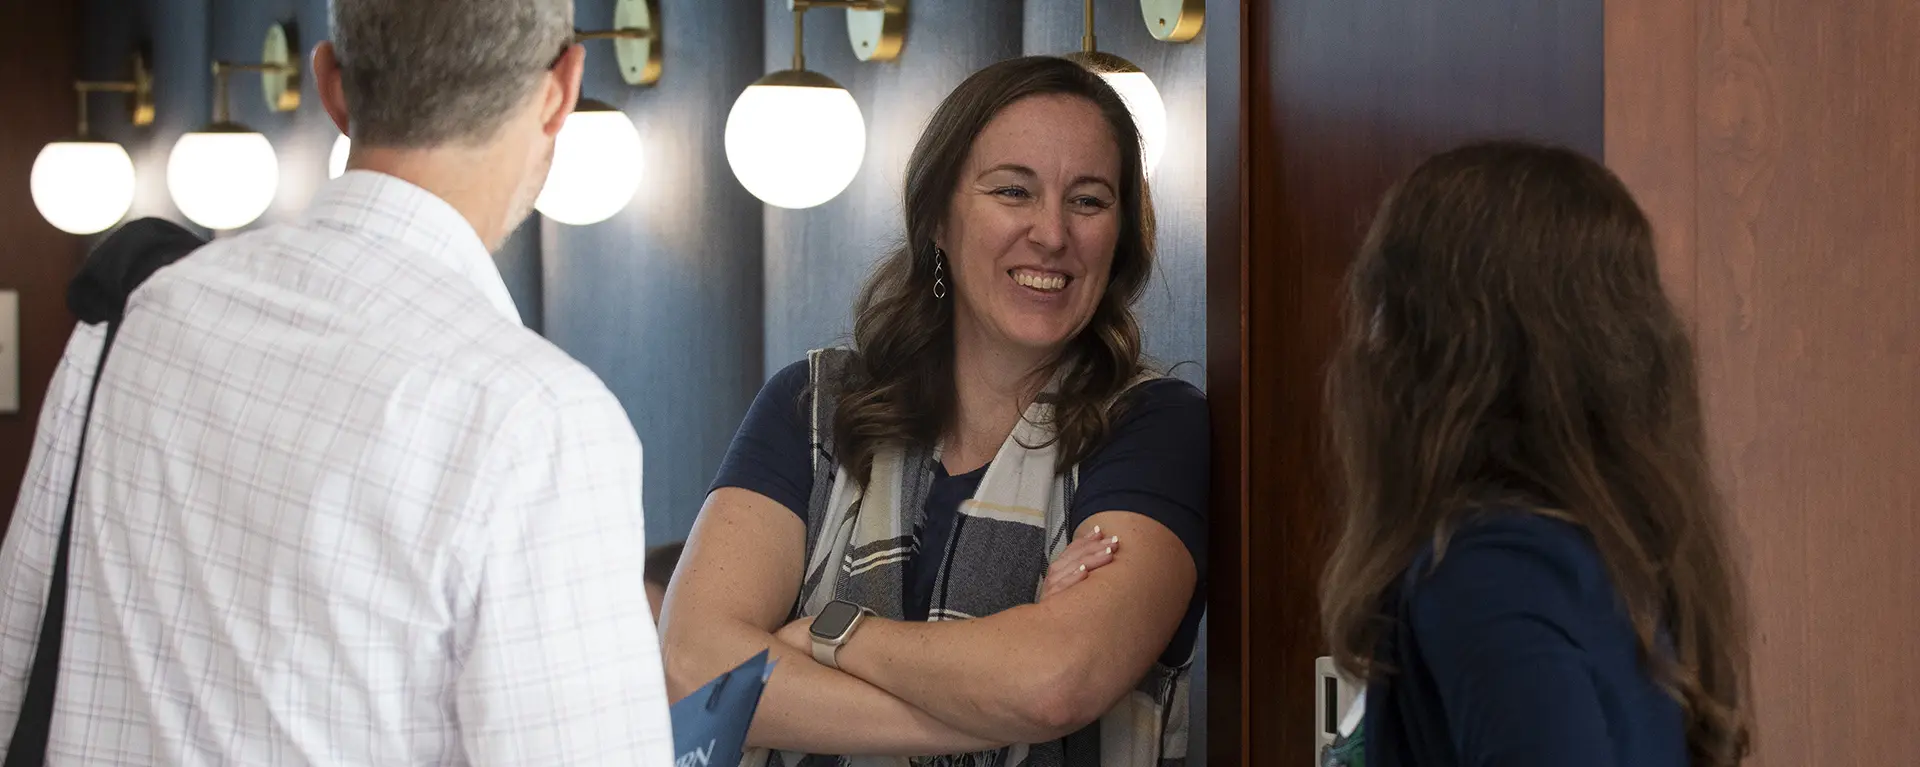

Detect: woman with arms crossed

[662,56,1208,765]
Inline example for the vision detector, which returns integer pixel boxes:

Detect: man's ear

[541,44,587,138]
[312,42,350,135]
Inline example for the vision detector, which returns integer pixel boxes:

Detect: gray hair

[330,0,574,147]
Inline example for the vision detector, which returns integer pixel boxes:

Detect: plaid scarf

[743,349,1190,767]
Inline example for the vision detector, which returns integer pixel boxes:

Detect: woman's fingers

[1062,525,1118,561]
[1043,563,1089,599]
[1042,529,1123,600]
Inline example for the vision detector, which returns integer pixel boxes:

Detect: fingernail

[1104,546,1113,556]
[1093,526,1102,537]
[1078,564,1087,572]
[1110,536,1120,544]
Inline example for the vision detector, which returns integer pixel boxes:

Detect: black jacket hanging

[4,218,205,767]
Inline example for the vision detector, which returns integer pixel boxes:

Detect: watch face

[811,601,862,640]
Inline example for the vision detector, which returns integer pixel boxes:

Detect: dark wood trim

[1203,0,1247,762]
[0,0,82,531]
[1222,2,1606,762]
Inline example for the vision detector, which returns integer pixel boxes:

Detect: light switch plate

[1315,656,1361,761]
[0,291,18,414]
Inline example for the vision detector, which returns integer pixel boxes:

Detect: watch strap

[812,636,838,668]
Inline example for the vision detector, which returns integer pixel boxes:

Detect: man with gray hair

[0,1,673,764]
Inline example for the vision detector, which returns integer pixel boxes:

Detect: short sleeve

[709,359,814,518]
[1405,516,1620,767]
[1071,378,1210,576]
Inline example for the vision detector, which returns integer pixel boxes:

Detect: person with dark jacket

[1319,141,1754,767]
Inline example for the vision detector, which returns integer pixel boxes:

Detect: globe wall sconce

[725,0,907,210]
[168,23,300,231]
[32,49,155,235]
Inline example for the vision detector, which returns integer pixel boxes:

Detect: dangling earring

[932,246,949,299]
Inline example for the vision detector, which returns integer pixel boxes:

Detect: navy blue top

[1366,512,1687,767]
[713,360,1209,667]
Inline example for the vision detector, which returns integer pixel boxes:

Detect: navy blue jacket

[1366,512,1688,767]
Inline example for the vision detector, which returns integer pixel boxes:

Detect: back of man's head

[329,0,574,147]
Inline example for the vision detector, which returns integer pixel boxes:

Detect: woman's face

[940,94,1123,360]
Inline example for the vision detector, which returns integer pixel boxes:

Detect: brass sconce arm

[1082,0,1098,54]
[791,0,892,9]
[1075,0,1207,54]
[788,0,896,71]
[71,53,156,137]
[206,24,303,125]
[575,28,652,43]
[573,0,663,86]
[209,61,299,124]
[74,81,139,137]
[211,62,298,74]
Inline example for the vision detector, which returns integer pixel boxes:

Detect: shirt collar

[304,171,523,325]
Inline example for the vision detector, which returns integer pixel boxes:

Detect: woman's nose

[1026,206,1069,252]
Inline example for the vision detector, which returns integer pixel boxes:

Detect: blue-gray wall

[542,0,765,539]
[79,6,1210,659]
[82,0,548,327]
[1025,3,1208,386]
[759,1,1025,372]
[79,0,760,541]
[762,2,1209,391]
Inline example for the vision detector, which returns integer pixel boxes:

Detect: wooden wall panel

[1235,0,1602,760]
[0,1,82,526]
[1603,0,1699,320]
[1608,0,1920,762]
[1611,0,1920,761]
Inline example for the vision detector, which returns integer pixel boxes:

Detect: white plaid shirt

[0,172,673,766]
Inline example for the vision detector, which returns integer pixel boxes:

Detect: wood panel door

[0,1,82,528]
[1212,0,1604,761]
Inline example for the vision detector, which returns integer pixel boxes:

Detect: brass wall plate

[1140,0,1204,43]
[129,51,156,127]
[613,0,662,86]
[260,23,301,112]
[847,0,906,62]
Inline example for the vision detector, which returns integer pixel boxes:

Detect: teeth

[1012,270,1069,291]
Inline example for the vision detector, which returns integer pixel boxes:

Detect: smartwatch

[808,600,868,669]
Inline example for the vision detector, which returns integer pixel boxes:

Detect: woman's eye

[1074,196,1113,209]
[993,187,1031,199]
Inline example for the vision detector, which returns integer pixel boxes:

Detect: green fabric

[1321,720,1365,767]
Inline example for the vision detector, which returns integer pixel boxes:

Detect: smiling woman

[662,56,1206,765]
[946,95,1122,360]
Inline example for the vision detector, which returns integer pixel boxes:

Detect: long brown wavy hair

[1321,141,1752,765]
[832,56,1156,478]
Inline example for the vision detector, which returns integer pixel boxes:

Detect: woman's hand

[1041,525,1122,601]
[774,525,1122,650]
[775,616,814,653]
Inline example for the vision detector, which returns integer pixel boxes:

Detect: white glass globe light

[1067,52,1170,174]
[167,125,279,230]
[32,141,137,235]
[536,100,646,226]
[725,70,866,210]
[1099,70,1169,173]
[329,133,350,179]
